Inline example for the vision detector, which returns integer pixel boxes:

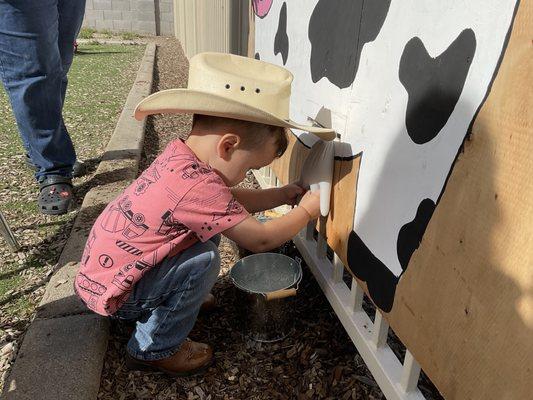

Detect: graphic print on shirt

[100,195,148,239]
[76,272,107,311]
[115,240,143,256]
[133,163,161,196]
[165,185,225,241]
[111,262,136,291]
[103,289,131,313]
[159,153,211,180]
[212,198,244,222]
[111,246,165,292]
[157,209,189,241]
[74,139,251,317]
[98,254,114,268]
[81,230,97,266]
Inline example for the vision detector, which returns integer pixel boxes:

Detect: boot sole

[125,353,214,377]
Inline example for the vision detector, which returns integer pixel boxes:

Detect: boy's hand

[298,190,321,219]
[281,183,305,206]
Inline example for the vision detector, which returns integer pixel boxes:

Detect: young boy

[74,52,335,376]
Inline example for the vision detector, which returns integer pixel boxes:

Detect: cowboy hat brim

[134,89,336,141]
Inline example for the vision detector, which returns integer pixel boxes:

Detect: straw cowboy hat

[134,52,335,141]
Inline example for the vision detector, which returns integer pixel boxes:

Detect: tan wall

[173,0,249,58]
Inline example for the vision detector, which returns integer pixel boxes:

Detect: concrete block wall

[83,0,174,36]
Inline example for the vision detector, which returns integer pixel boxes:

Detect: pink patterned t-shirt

[74,139,248,316]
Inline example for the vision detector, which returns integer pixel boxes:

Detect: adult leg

[58,0,86,104]
[115,237,221,370]
[0,1,76,181]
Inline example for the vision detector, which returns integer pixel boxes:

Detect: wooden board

[271,137,360,267]
[387,1,532,398]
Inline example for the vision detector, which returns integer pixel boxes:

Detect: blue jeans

[115,236,221,361]
[0,0,86,181]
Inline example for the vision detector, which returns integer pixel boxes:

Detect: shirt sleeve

[177,173,249,242]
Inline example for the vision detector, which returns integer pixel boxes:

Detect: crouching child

[74,52,335,376]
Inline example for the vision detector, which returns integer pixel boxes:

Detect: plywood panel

[254,1,530,398]
[270,134,308,185]
[388,1,533,399]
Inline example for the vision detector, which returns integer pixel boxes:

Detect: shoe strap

[39,175,73,190]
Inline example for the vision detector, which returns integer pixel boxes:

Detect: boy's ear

[217,133,240,160]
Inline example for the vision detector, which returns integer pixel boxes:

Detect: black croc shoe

[38,175,73,215]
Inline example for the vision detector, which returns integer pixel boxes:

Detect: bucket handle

[264,256,302,301]
[264,288,297,301]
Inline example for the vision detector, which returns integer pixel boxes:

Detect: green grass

[78,27,96,39]
[99,29,113,38]
[121,31,141,40]
[0,42,146,317]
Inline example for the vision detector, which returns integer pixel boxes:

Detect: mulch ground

[97,38,443,400]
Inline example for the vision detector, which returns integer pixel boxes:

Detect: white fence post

[400,350,422,393]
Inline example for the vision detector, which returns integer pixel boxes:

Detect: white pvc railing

[253,166,426,400]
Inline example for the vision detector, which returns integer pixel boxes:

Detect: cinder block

[120,10,136,20]
[103,9,122,20]
[133,20,156,34]
[82,19,97,29]
[160,11,174,23]
[95,19,114,30]
[85,0,94,10]
[93,0,112,10]
[1,315,109,400]
[158,1,172,13]
[160,20,175,36]
[104,10,122,20]
[136,10,155,22]
[36,262,86,319]
[84,9,104,20]
[113,19,133,31]
[112,0,130,11]
[134,0,155,12]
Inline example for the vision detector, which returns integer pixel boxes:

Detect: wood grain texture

[389,1,532,398]
[255,2,531,398]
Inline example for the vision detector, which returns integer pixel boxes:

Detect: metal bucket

[230,253,302,342]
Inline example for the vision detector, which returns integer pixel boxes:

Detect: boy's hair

[192,114,288,157]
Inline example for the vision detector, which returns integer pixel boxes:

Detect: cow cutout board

[254,0,531,399]
[255,0,518,311]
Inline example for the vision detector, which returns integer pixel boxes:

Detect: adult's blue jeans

[115,236,221,361]
[0,0,86,181]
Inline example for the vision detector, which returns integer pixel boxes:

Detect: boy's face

[214,134,279,186]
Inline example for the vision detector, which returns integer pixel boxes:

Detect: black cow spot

[399,29,476,144]
[347,231,398,312]
[274,2,289,65]
[254,52,260,60]
[309,0,391,89]
[397,198,436,270]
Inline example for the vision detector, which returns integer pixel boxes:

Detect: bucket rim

[230,253,302,295]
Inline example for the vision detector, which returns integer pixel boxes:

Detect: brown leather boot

[200,293,216,312]
[125,339,213,377]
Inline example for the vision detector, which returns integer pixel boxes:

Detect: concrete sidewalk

[1,43,156,400]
